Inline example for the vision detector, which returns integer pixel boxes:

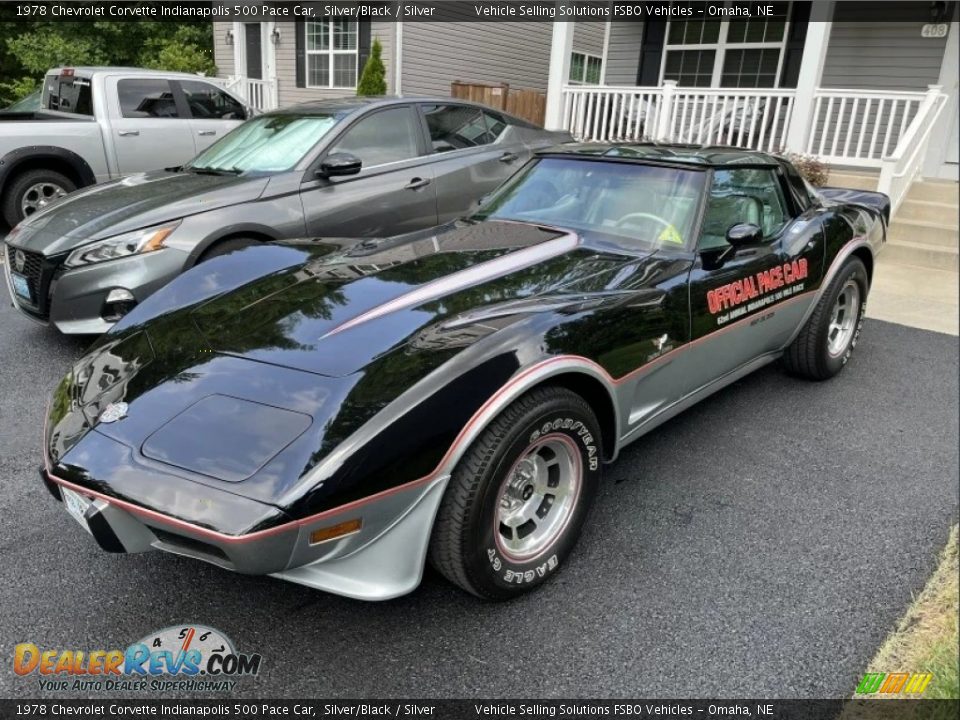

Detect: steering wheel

[614,212,683,245]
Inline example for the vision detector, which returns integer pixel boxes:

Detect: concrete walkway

[867,255,960,336]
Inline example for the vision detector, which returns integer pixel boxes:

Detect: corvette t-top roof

[539,142,782,168]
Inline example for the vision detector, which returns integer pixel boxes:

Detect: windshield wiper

[188,166,244,176]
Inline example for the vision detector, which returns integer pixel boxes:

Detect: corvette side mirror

[725,222,763,248]
[317,152,362,178]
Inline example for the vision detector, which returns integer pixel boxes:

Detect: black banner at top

[0,1,955,23]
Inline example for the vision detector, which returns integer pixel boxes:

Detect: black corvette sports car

[41,144,887,601]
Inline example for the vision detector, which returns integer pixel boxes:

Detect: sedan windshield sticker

[708,259,809,325]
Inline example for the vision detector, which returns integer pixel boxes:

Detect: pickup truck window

[44,76,93,116]
[188,115,337,173]
[118,79,180,119]
[179,80,246,120]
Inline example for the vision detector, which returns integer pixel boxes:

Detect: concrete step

[907,180,959,205]
[826,171,879,192]
[882,240,959,272]
[896,199,959,225]
[889,218,959,249]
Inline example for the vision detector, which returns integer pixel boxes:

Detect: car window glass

[329,107,420,166]
[118,79,180,119]
[476,158,706,251]
[44,76,93,116]
[179,80,246,120]
[423,104,505,152]
[699,168,789,250]
[190,114,338,173]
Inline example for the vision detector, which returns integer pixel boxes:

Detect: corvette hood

[12,170,269,255]
[189,221,630,377]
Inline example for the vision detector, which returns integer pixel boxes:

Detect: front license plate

[62,487,92,534]
[10,272,30,300]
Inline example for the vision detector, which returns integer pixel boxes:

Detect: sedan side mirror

[726,223,763,248]
[317,152,362,178]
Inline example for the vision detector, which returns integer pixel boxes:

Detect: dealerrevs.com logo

[14,624,262,693]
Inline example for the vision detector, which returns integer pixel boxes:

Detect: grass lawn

[858,524,959,699]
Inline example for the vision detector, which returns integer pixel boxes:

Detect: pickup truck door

[419,103,531,224]
[105,76,196,175]
[174,79,248,154]
[300,105,438,237]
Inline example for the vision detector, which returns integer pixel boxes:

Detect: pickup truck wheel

[198,237,260,262]
[783,257,868,380]
[3,169,75,226]
[429,386,602,600]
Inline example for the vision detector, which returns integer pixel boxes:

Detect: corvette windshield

[188,114,338,174]
[475,157,706,250]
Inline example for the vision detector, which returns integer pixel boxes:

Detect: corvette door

[683,167,823,391]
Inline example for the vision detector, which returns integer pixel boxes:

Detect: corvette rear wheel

[429,386,602,600]
[783,257,868,380]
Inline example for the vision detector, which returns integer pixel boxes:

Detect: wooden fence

[450,82,546,127]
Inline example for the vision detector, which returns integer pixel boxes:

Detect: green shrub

[356,38,386,96]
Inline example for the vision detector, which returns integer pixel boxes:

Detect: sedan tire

[783,257,869,380]
[429,386,602,600]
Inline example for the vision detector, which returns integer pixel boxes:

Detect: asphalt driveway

[0,300,956,699]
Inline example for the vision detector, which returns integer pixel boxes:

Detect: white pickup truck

[0,66,250,226]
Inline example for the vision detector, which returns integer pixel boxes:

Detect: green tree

[0,21,216,107]
[356,37,386,97]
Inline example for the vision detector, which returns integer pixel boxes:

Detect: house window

[661,2,790,88]
[305,21,358,89]
[569,52,603,85]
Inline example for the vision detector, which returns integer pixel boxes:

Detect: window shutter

[295,19,306,88]
[637,21,667,86]
[357,21,372,89]
[779,3,810,88]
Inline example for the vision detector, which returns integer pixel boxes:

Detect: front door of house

[244,23,263,80]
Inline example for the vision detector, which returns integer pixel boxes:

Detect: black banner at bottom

[1,700,958,720]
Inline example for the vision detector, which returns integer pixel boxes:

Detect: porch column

[545,21,575,130]
[784,16,833,153]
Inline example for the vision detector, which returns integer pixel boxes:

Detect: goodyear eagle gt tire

[783,257,868,380]
[429,386,602,600]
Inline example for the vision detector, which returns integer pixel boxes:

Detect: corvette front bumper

[41,467,449,601]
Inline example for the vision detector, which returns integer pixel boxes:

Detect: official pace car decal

[707,258,809,326]
[13,624,262,693]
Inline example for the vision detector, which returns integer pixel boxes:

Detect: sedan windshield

[475,157,707,250]
[188,114,338,174]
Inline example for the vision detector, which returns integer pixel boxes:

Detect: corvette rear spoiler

[818,187,891,224]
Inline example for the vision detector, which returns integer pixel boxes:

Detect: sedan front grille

[5,243,63,319]
[7,244,44,302]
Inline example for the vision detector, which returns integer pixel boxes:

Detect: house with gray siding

[213,2,957,201]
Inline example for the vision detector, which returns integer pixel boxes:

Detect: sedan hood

[12,170,270,255]
[188,221,627,377]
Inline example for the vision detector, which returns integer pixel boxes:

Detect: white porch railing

[806,89,928,167]
[561,81,796,153]
[222,76,278,112]
[878,85,949,216]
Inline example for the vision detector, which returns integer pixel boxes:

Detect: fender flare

[0,145,97,195]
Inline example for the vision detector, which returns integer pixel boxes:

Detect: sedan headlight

[65,222,180,268]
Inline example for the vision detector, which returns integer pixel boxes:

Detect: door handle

[405,177,431,190]
[118,130,139,137]
[499,152,519,163]
[198,130,216,136]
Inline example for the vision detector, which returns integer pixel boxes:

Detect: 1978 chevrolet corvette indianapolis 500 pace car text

[37,144,887,601]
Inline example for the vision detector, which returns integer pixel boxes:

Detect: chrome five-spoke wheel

[21,182,67,217]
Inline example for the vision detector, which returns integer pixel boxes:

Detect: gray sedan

[3,96,569,334]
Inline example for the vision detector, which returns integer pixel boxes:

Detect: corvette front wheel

[429,386,602,600]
